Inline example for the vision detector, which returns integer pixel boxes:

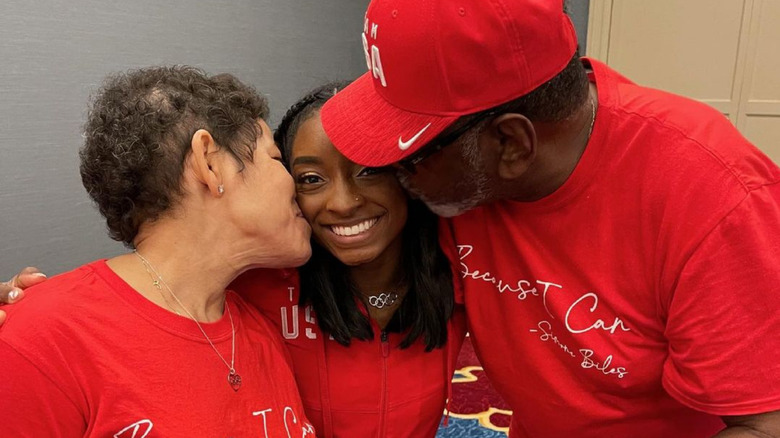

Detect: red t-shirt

[0,260,314,438]
[231,268,467,438]
[442,59,780,437]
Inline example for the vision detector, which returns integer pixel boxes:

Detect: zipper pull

[381,330,389,357]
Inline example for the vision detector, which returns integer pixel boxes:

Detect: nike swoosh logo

[398,123,432,150]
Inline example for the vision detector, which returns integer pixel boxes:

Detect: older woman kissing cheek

[0,66,314,437]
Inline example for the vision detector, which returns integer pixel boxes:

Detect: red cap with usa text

[321,0,578,167]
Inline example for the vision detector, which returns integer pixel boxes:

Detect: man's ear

[189,129,224,197]
[489,114,536,180]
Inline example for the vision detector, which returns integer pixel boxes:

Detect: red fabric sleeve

[0,340,85,436]
[662,183,780,415]
[229,268,297,325]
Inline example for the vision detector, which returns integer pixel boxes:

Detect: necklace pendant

[368,292,399,309]
[228,369,242,392]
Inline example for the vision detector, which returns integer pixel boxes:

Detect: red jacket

[232,268,466,438]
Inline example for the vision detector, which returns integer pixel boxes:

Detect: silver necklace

[367,292,399,309]
[134,251,242,391]
[587,97,596,139]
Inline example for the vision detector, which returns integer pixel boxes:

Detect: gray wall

[0,0,369,275]
[0,1,589,277]
[568,0,590,51]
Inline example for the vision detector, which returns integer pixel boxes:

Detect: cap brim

[321,73,459,167]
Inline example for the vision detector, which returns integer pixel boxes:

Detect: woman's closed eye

[357,166,391,177]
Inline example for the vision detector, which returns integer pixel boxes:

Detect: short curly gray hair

[80,65,269,246]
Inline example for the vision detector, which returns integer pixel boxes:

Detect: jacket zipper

[378,330,389,437]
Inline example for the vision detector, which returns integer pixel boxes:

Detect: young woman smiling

[231,82,467,438]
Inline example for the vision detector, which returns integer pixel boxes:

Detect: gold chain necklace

[134,251,242,391]
[138,257,181,316]
[587,97,596,139]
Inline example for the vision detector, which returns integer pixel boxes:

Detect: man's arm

[662,184,780,433]
[718,411,780,437]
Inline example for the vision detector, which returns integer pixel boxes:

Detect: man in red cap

[321,0,780,436]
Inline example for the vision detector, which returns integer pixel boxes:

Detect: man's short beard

[400,124,491,217]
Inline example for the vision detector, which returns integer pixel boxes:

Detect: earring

[218,185,224,195]
[355,196,360,202]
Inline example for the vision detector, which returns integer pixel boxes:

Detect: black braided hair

[274,80,352,167]
[274,81,455,351]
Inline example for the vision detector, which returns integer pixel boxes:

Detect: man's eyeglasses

[397,110,497,174]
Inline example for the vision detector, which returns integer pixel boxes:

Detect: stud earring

[218,185,224,195]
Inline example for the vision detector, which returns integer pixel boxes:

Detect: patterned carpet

[436,335,511,437]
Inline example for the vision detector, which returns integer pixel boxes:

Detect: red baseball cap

[321,0,578,167]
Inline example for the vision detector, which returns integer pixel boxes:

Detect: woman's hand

[0,267,47,325]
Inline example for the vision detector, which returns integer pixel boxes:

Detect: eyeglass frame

[396,109,498,174]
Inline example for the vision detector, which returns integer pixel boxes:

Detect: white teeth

[331,218,378,237]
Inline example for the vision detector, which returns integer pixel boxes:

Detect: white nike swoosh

[398,123,432,151]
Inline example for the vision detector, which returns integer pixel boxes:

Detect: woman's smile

[323,215,384,246]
